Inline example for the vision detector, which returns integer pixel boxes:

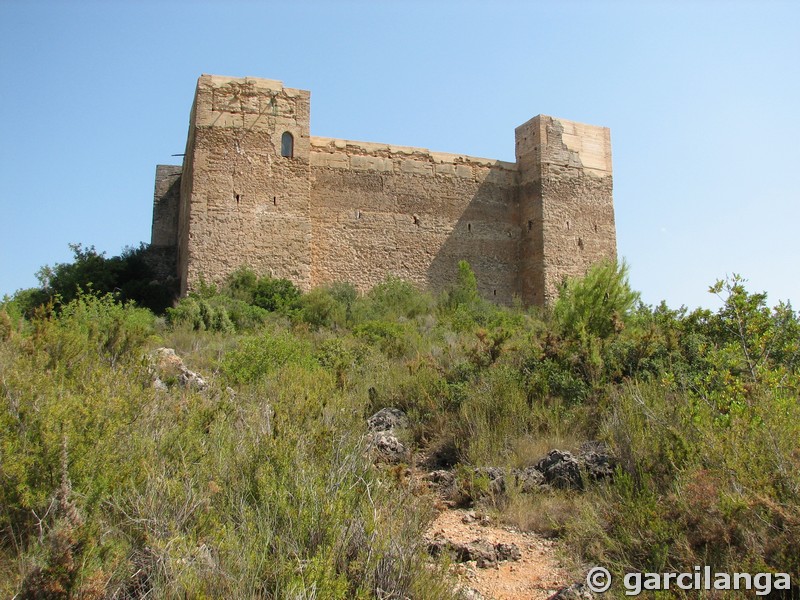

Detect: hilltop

[1,257,798,598]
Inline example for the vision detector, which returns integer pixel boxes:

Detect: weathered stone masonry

[151,74,616,306]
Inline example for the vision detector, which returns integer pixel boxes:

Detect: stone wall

[156,74,617,306]
[309,138,520,303]
[151,165,182,248]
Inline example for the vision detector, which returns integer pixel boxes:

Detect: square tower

[177,75,313,294]
[516,115,616,306]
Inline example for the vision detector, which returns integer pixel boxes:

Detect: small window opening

[566,220,571,231]
[528,220,533,231]
[493,289,497,296]
[273,196,277,206]
[235,193,240,203]
[356,210,362,220]
[593,223,598,233]
[413,214,420,225]
[468,223,472,232]
[578,237,584,250]
[281,132,294,158]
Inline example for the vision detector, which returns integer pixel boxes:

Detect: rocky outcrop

[578,442,615,481]
[366,407,409,463]
[535,450,584,490]
[428,534,521,569]
[150,347,208,391]
[475,466,506,496]
[512,466,546,492]
[367,407,409,432]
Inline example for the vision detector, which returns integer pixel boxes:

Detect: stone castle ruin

[151,74,616,306]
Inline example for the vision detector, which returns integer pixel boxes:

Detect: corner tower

[177,75,312,294]
[516,115,616,306]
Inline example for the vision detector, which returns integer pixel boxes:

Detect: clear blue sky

[1,1,798,309]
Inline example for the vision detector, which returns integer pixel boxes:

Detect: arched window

[281,132,294,158]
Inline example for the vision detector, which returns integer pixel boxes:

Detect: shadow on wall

[424,165,527,306]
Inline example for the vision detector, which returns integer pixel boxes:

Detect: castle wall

[161,75,616,305]
[151,165,182,248]
[309,138,520,303]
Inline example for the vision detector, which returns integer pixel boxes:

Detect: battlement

[153,75,616,305]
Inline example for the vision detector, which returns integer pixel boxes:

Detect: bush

[297,286,348,329]
[220,330,318,384]
[554,260,639,341]
[355,276,432,322]
[252,276,301,312]
[32,243,176,314]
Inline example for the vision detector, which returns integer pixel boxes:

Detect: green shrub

[166,296,234,332]
[554,260,639,341]
[353,319,419,358]
[252,275,301,312]
[297,287,348,329]
[458,365,529,465]
[355,276,433,322]
[221,330,318,384]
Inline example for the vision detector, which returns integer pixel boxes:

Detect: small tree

[442,260,480,310]
[554,260,639,341]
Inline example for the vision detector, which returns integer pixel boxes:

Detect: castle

[151,74,616,306]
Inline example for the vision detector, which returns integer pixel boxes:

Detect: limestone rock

[475,466,506,496]
[456,586,487,600]
[425,469,458,497]
[367,407,409,433]
[578,441,616,481]
[495,542,522,562]
[536,450,583,490]
[151,347,208,391]
[548,582,596,599]
[513,465,546,492]
[367,430,409,463]
[428,535,521,569]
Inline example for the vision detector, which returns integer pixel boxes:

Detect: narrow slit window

[281,132,294,158]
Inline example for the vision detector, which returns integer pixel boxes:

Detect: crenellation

[154,75,616,306]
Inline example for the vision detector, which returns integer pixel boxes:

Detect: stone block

[455,164,473,178]
[351,155,393,172]
[400,159,433,176]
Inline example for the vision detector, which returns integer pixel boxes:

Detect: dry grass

[507,435,582,470]
[502,490,583,538]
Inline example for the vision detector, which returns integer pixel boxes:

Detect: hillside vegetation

[1,254,798,598]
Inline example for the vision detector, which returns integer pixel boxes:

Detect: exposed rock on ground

[429,534,521,569]
[368,429,410,463]
[512,466,546,492]
[547,582,596,599]
[578,442,615,481]
[535,450,584,490]
[367,407,409,432]
[366,407,410,463]
[151,347,208,391]
[476,467,507,496]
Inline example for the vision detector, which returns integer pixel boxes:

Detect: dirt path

[425,507,570,600]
